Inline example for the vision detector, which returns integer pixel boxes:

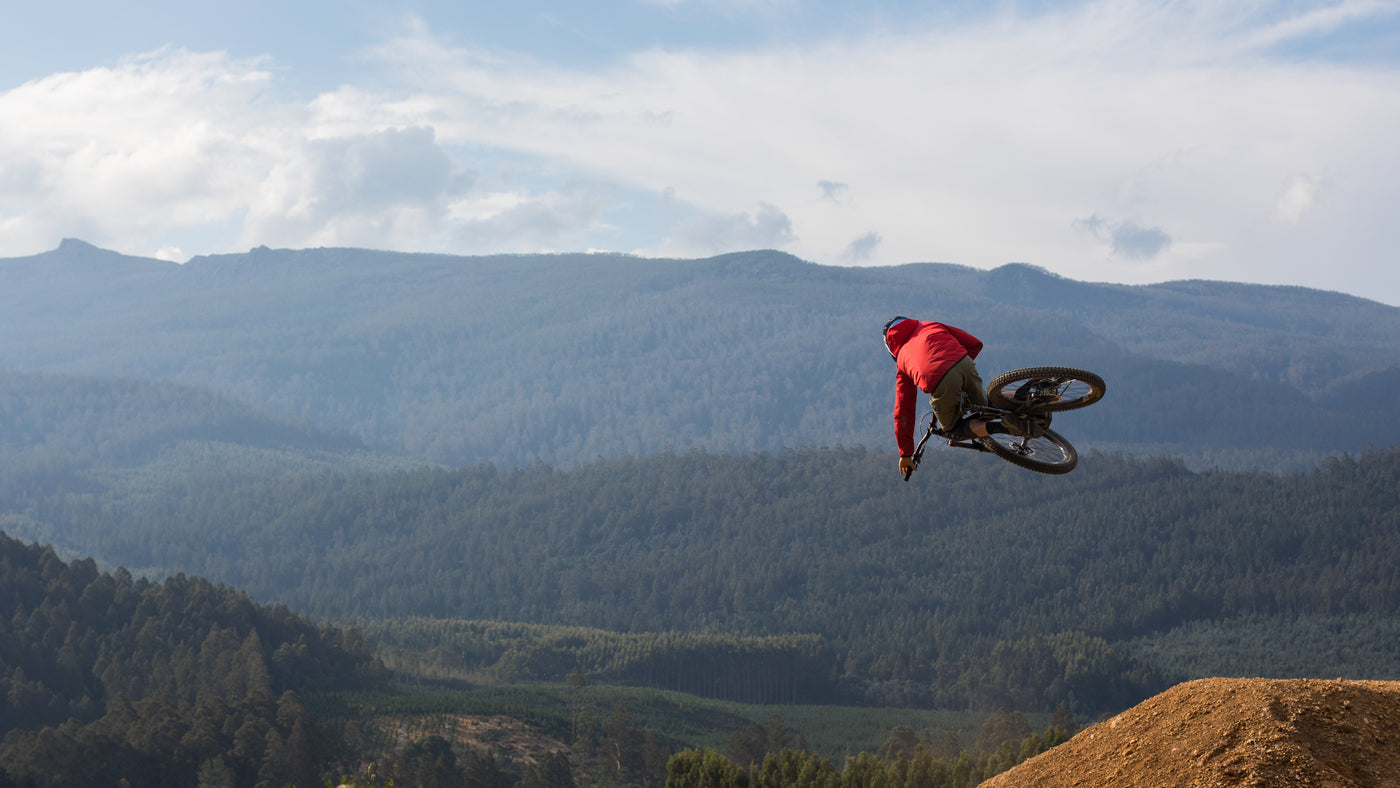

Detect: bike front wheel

[987,366,1105,413]
[978,428,1078,474]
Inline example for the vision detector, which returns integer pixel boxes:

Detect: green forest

[0,532,382,786]
[4,371,1399,721]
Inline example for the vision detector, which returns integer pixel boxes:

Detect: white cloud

[0,44,618,258]
[1111,222,1173,261]
[1273,174,1322,224]
[449,180,620,252]
[0,48,280,254]
[841,231,882,263]
[1,1,1399,301]
[648,202,795,257]
[354,2,1400,293]
[818,180,850,203]
[241,126,467,249]
[1235,0,1400,51]
[1074,215,1174,261]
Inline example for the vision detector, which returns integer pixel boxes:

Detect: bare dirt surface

[376,713,569,765]
[981,678,1400,788]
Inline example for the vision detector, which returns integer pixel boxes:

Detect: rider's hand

[899,456,916,476]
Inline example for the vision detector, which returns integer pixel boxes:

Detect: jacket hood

[884,317,919,359]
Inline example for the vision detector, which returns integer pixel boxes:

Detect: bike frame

[902,396,1048,481]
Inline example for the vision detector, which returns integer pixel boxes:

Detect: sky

[2,0,1398,304]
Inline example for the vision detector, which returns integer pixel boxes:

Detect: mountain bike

[903,366,1104,478]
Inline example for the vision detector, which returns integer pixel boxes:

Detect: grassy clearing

[313,679,1049,763]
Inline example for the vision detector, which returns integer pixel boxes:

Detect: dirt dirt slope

[981,678,1400,787]
[374,713,569,765]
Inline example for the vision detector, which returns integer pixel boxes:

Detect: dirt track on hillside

[980,678,1400,787]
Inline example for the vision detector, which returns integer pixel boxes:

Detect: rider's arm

[893,370,919,457]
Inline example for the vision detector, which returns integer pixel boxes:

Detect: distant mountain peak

[707,249,810,266]
[991,262,1064,279]
[43,238,125,264]
[37,239,171,270]
[58,238,100,252]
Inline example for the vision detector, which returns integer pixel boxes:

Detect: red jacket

[886,320,983,456]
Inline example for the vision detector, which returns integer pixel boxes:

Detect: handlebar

[902,422,940,481]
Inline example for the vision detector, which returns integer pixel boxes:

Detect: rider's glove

[899,456,916,476]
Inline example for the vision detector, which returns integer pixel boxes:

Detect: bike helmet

[883,316,912,360]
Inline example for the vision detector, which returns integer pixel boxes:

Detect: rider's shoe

[984,420,1013,436]
[945,415,980,442]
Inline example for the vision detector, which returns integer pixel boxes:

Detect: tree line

[0,532,383,787]
[366,620,834,705]
[665,708,1078,788]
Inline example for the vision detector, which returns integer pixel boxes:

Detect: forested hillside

[5,371,1398,715]
[0,528,1083,787]
[0,532,384,787]
[4,240,1399,470]
[365,619,836,705]
[0,370,364,465]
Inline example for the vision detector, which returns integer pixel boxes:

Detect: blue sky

[3,0,1399,304]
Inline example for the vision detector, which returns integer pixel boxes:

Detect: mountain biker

[883,316,1016,476]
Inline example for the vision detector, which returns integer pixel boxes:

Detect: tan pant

[930,355,987,431]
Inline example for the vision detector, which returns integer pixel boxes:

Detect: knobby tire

[978,428,1078,474]
[987,366,1105,413]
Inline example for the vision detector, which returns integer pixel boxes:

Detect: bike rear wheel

[987,366,1104,413]
[978,428,1078,474]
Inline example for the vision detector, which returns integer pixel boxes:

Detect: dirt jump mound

[982,678,1400,787]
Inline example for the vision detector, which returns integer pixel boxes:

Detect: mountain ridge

[3,240,1398,470]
